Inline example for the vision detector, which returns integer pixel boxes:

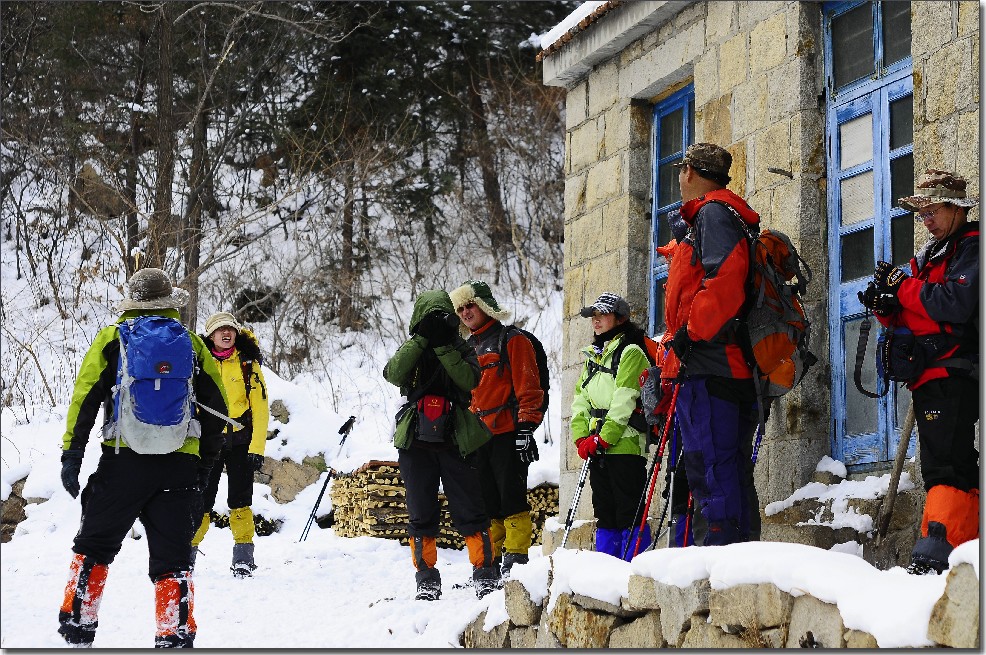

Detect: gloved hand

[874,261,908,295]
[196,466,212,492]
[515,423,539,464]
[669,326,693,364]
[60,451,83,499]
[575,435,610,460]
[857,281,899,316]
[247,453,265,472]
[416,311,459,347]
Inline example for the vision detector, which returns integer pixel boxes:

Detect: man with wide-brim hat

[860,169,980,575]
[56,267,227,647]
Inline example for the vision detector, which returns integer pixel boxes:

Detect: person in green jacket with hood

[384,289,497,600]
[571,292,652,560]
[56,268,228,648]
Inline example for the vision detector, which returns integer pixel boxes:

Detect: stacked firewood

[329,461,559,549]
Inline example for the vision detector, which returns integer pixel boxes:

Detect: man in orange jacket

[451,281,545,580]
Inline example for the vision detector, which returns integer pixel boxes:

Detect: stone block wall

[462,560,980,649]
[552,0,831,525]
[911,1,980,190]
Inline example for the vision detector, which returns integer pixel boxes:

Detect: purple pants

[675,378,759,546]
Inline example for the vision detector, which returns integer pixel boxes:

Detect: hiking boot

[906,561,942,576]
[472,566,500,599]
[500,553,528,579]
[415,568,441,601]
[231,543,257,578]
[908,521,952,575]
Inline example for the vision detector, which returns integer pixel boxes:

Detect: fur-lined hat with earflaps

[449,280,511,323]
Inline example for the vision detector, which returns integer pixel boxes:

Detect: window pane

[889,96,913,150]
[840,113,873,170]
[844,317,879,435]
[832,3,874,89]
[841,170,874,225]
[841,227,874,281]
[656,210,674,254]
[660,109,684,159]
[891,213,914,267]
[658,161,681,207]
[882,1,911,67]
[890,153,914,209]
[653,277,667,335]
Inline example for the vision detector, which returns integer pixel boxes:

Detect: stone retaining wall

[462,560,979,649]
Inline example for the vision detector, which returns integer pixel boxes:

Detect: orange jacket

[662,188,759,380]
[466,320,545,435]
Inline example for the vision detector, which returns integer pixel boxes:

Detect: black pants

[398,444,489,537]
[913,376,980,491]
[476,433,531,520]
[201,443,253,511]
[73,446,200,580]
[588,453,647,530]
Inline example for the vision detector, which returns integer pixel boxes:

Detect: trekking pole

[629,382,681,559]
[621,436,661,561]
[299,415,357,542]
[875,401,916,546]
[560,456,592,550]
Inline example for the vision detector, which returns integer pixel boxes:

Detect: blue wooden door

[824,1,917,471]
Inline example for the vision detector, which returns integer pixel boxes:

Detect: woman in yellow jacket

[192,312,269,577]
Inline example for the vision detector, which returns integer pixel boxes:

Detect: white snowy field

[1,364,978,649]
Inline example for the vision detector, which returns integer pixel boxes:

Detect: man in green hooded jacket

[384,289,497,600]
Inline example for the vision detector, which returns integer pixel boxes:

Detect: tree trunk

[148,3,175,271]
[467,74,510,261]
[181,103,208,328]
[126,31,148,276]
[338,158,356,330]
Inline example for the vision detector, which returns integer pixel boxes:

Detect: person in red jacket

[859,169,979,575]
[451,280,544,581]
[660,143,761,546]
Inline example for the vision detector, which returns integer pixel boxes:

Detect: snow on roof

[536,1,621,62]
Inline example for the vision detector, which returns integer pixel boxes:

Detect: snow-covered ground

[2,363,978,649]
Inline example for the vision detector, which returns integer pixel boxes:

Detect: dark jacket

[383,290,490,456]
[62,308,228,468]
[877,221,979,389]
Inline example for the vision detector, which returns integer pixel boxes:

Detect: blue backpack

[105,316,200,453]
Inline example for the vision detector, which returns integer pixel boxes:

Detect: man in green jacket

[57,268,228,648]
[384,289,497,600]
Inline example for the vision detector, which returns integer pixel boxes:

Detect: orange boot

[410,536,441,601]
[464,530,498,598]
[910,485,980,574]
[58,553,108,647]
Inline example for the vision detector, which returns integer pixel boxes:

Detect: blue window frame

[824,1,915,472]
[649,84,694,335]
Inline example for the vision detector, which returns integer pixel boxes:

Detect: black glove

[515,423,539,464]
[196,466,212,492]
[669,326,693,363]
[416,312,458,347]
[60,451,83,499]
[874,261,908,295]
[247,453,265,472]
[857,281,899,317]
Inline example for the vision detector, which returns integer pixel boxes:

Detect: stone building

[538,1,979,531]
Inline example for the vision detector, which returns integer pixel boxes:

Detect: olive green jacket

[383,290,490,456]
